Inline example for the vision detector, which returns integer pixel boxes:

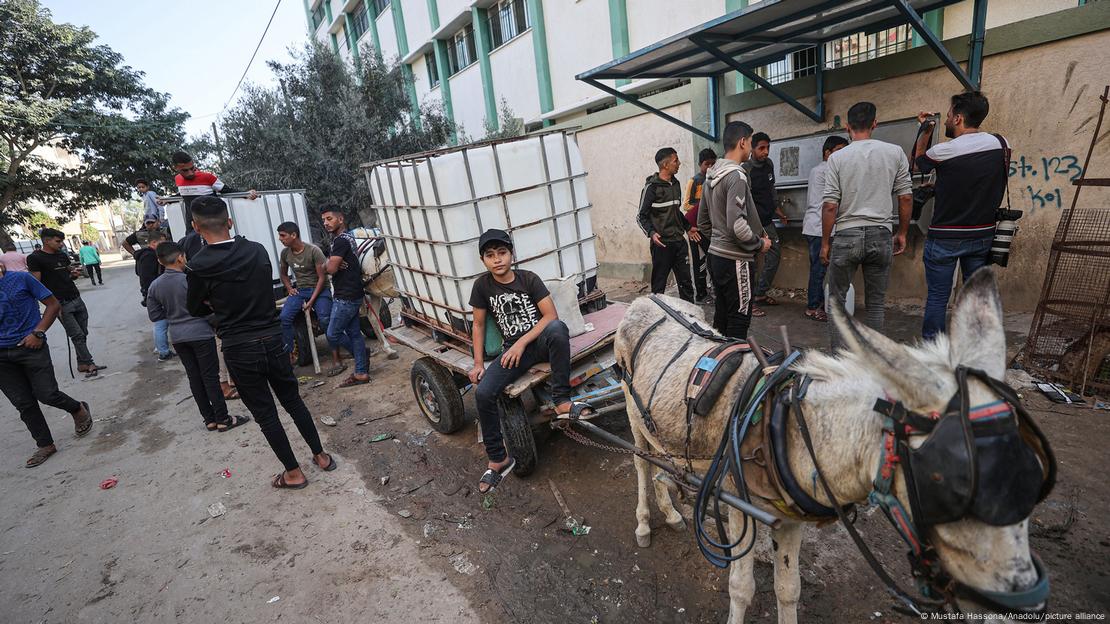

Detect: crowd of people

[645,90,1009,347]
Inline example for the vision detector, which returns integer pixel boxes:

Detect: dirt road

[1,267,1106,623]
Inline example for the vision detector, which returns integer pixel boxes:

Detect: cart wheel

[411,357,466,434]
[291,312,314,367]
[498,397,538,477]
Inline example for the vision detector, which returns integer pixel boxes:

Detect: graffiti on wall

[1008,154,1084,213]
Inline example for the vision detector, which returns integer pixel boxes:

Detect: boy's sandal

[206,423,219,431]
[337,374,369,388]
[751,306,767,317]
[26,446,56,468]
[325,364,348,378]
[272,472,309,489]
[555,402,594,420]
[755,295,778,306]
[217,414,251,432]
[477,457,517,494]
[805,309,828,322]
[74,402,93,437]
[223,387,240,400]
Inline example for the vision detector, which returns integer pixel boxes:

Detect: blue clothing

[0,272,53,348]
[280,287,332,353]
[327,298,367,375]
[922,236,992,340]
[142,190,164,223]
[153,319,172,357]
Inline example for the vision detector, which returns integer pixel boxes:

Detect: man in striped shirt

[636,147,695,303]
[171,151,257,235]
[913,91,1008,340]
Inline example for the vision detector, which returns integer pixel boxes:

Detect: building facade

[306,0,1110,311]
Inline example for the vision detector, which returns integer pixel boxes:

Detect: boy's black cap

[478,228,513,252]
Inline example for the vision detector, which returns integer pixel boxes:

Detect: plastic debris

[481,495,495,510]
[219,468,232,479]
[297,375,313,384]
[449,552,477,575]
[369,433,394,443]
[99,477,118,490]
[398,509,413,518]
[267,596,280,604]
[207,502,227,518]
[318,414,337,427]
[311,380,326,388]
[380,476,390,486]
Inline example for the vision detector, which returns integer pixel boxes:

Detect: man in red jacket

[171,151,257,235]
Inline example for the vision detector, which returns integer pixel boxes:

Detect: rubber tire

[411,357,466,434]
[291,312,314,367]
[498,396,538,477]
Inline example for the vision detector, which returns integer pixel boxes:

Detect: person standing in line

[684,148,717,304]
[0,260,93,467]
[135,231,175,362]
[320,207,370,388]
[743,132,789,316]
[821,101,913,348]
[638,147,696,303]
[801,136,849,322]
[277,221,342,375]
[135,179,168,236]
[122,218,163,258]
[78,240,103,286]
[185,195,334,489]
[147,241,249,432]
[698,121,772,339]
[26,228,105,377]
[0,242,28,272]
[913,91,1008,340]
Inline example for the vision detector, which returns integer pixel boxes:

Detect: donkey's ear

[830,298,947,406]
[947,267,1006,379]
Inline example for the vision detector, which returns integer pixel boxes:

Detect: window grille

[448,25,477,74]
[753,24,913,86]
[426,52,440,87]
[370,0,390,17]
[488,0,530,49]
[311,3,326,30]
[350,2,369,41]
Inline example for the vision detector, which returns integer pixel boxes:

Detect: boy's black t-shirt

[468,270,550,347]
[328,233,363,301]
[26,250,79,301]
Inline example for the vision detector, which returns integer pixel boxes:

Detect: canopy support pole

[581,78,719,141]
[889,0,980,91]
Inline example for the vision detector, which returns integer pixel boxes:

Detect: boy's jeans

[922,236,992,340]
[280,288,333,353]
[327,298,368,375]
[826,226,892,349]
[475,321,571,463]
[153,319,171,357]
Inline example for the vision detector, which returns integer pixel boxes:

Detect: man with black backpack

[913,91,1009,340]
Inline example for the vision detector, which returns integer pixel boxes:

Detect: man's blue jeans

[805,235,826,310]
[280,288,332,354]
[327,298,368,375]
[922,236,992,340]
[153,319,171,357]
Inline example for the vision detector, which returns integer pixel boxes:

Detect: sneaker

[158,352,177,362]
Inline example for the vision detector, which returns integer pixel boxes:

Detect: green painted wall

[471,7,498,131]
[324,2,338,54]
[366,4,382,57]
[434,39,457,144]
[301,0,313,36]
[426,0,440,29]
[607,0,630,87]
[345,14,360,62]
[912,9,945,47]
[528,0,554,123]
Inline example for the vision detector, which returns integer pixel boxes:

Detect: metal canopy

[576,0,984,141]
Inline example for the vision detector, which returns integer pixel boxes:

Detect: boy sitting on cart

[468,229,592,493]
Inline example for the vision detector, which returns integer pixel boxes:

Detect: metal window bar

[337,27,350,56]
[426,52,439,87]
[449,26,477,74]
[488,0,530,49]
[311,3,326,30]
[350,2,369,41]
[752,24,912,87]
[370,0,390,17]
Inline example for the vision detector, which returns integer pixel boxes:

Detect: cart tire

[499,397,538,477]
[411,357,466,434]
[291,312,314,367]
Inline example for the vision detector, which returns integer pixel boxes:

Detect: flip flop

[555,401,594,420]
[216,414,251,432]
[206,423,219,431]
[477,457,517,494]
[26,446,56,468]
[804,309,828,322]
[325,364,348,378]
[223,387,240,400]
[751,305,767,318]
[74,402,93,437]
[337,374,369,388]
[317,453,338,472]
[272,472,309,489]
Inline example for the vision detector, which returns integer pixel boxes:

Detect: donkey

[615,269,1049,623]
[350,227,398,360]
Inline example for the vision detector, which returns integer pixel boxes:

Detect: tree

[209,43,453,226]
[23,209,59,237]
[483,98,525,141]
[0,0,188,248]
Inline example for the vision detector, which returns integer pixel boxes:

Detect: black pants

[689,237,710,300]
[649,240,695,302]
[85,263,103,285]
[475,321,571,463]
[223,334,322,471]
[175,338,229,426]
[708,253,755,339]
[0,344,81,448]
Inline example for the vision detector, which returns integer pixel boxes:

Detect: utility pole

[211,121,226,171]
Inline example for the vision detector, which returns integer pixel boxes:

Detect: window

[350,2,369,41]
[752,24,912,86]
[488,0,530,49]
[337,25,350,56]
[370,0,390,17]
[448,25,477,74]
[311,2,327,30]
[426,52,440,88]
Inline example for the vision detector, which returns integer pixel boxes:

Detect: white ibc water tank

[362,132,598,333]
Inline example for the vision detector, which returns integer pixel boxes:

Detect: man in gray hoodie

[698,121,772,338]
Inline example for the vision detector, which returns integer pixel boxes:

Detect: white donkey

[350,227,398,360]
[615,269,1052,623]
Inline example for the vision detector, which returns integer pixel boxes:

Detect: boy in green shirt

[78,241,103,285]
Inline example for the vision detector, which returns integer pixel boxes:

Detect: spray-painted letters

[1008,154,1083,213]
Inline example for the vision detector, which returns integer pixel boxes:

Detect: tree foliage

[0,0,188,246]
[483,98,525,141]
[205,43,454,223]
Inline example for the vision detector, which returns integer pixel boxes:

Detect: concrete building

[304,0,1110,311]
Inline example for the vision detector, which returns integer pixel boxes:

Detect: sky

[43,0,310,138]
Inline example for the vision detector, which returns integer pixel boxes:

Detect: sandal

[272,472,309,489]
[754,295,778,306]
[74,402,93,437]
[325,364,348,378]
[805,308,828,322]
[216,414,251,432]
[477,457,517,494]
[337,374,369,388]
[206,423,219,431]
[751,305,767,318]
[26,446,56,468]
[316,453,338,472]
[555,401,594,420]
[222,386,240,401]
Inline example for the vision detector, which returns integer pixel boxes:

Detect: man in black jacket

[743,132,788,314]
[185,195,334,489]
[637,147,695,302]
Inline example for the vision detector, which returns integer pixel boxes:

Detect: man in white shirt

[802,135,848,322]
[821,101,913,347]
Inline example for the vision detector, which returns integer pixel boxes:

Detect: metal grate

[1019,86,1110,394]
[754,24,913,86]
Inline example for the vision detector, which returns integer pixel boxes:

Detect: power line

[222,0,284,114]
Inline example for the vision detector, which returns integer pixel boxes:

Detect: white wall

[377,7,400,61]
[626,0,724,51]
[436,0,471,27]
[943,0,1078,39]
[544,0,614,112]
[402,0,433,48]
[489,31,541,122]
[412,53,435,100]
[448,64,487,138]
